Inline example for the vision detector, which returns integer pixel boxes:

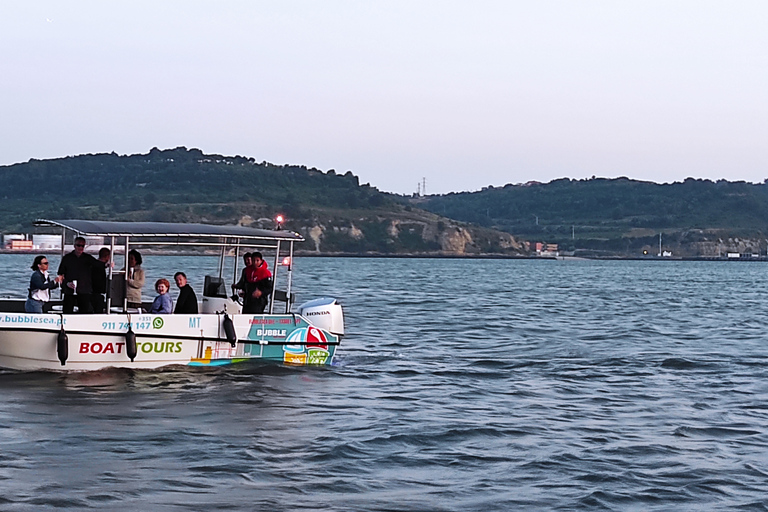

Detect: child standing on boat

[149,278,173,314]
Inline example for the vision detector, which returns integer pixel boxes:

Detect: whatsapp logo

[152,317,164,329]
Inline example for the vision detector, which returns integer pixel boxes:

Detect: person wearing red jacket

[244,252,272,314]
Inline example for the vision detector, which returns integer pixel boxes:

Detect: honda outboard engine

[298,297,344,336]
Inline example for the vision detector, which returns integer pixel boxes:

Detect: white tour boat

[0,219,344,371]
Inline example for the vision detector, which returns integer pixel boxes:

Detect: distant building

[84,236,105,247]
[8,240,33,250]
[535,242,559,257]
[4,234,30,250]
[33,234,62,250]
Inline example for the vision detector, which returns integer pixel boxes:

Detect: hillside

[0,148,526,256]
[417,177,768,257]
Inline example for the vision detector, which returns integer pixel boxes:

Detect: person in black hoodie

[173,272,198,314]
[90,247,111,314]
[231,252,252,300]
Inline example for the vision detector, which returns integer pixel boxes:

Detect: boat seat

[51,304,78,313]
[203,276,227,298]
[110,307,143,314]
[272,290,295,314]
[0,299,26,313]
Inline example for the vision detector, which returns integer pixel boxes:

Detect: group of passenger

[231,251,273,314]
[25,237,201,314]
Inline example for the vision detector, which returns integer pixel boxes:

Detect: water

[1,254,768,510]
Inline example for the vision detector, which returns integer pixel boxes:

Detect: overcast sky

[2,1,767,194]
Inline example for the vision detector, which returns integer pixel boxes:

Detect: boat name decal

[81,342,126,354]
[2,315,65,326]
[80,341,183,354]
[255,329,286,337]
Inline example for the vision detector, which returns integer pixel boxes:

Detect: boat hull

[0,312,339,371]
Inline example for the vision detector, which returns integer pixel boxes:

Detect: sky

[1,1,767,195]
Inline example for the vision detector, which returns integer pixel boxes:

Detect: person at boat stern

[149,278,173,314]
[90,247,112,314]
[126,249,145,309]
[173,272,198,314]
[57,237,102,314]
[26,255,63,313]
[231,252,252,300]
[244,252,272,314]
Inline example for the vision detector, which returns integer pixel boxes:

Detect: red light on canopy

[275,215,284,223]
[281,256,292,267]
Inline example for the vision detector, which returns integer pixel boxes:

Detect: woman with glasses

[26,255,63,313]
[126,249,145,310]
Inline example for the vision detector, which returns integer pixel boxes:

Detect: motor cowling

[298,297,344,336]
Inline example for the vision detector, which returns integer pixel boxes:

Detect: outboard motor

[298,298,344,336]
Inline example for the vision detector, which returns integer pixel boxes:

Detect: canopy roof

[33,219,304,242]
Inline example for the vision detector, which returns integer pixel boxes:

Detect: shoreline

[1,249,765,262]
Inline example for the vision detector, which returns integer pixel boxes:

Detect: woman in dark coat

[25,255,63,313]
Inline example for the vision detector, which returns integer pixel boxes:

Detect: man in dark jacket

[90,247,111,314]
[231,252,252,299]
[57,237,103,314]
[174,272,199,314]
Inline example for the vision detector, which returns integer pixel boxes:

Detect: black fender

[57,327,68,366]
[222,313,237,347]
[125,327,137,362]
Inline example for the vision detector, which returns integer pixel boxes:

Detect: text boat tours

[0,219,344,371]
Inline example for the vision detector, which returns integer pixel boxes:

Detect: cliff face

[276,210,528,255]
[629,230,767,258]
[678,237,764,258]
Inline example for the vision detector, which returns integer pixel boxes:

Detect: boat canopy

[33,219,301,314]
[33,219,304,242]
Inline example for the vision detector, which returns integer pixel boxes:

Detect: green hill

[417,177,768,257]
[0,148,526,256]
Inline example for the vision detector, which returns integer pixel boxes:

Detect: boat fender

[125,327,137,362]
[223,313,237,347]
[57,326,68,366]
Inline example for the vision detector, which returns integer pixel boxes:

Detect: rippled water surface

[1,255,768,510]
